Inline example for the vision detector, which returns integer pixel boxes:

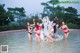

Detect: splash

[40,16,63,41]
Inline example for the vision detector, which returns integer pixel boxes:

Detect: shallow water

[0,29,80,53]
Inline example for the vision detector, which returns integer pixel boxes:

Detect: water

[0,29,80,53]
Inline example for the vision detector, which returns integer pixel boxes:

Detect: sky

[0,0,80,16]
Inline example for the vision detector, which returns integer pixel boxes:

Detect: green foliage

[41,0,59,17]
[7,7,26,27]
[41,0,65,20]
[0,19,27,31]
[67,23,79,29]
[8,23,20,30]
[0,4,26,26]
[65,7,77,14]
[7,7,26,17]
[47,0,59,5]
[64,7,78,23]
[0,4,8,25]
[26,14,40,24]
[0,14,40,31]
[0,4,27,31]
[41,0,79,29]
[41,0,78,25]
[0,25,8,31]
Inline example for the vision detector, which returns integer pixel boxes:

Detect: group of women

[26,16,69,42]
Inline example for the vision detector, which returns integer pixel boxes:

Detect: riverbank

[0,29,26,34]
[0,29,80,34]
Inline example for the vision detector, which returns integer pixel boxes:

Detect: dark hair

[35,21,39,27]
[42,24,44,29]
[53,21,57,33]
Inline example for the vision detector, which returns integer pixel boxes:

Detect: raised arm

[30,19,35,27]
[59,26,61,29]
[33,18,35,25]
[40,18,44,25]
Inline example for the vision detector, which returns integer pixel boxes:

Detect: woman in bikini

[41,17,55,42]
[26,22,33,40]
[35,21,42,42]
[46,22,56,42]
[59,21,69,39]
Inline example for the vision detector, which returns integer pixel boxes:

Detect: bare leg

[28,33,32,40]
[64,33,69,39]
[36,34,41,42]
[46,35,53,42]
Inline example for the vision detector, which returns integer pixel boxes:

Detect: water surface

[0,29,80,53]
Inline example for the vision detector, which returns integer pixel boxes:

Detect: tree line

[0,0,80,31]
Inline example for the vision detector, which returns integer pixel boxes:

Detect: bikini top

[36,25,41,30]
[61,27,67,30]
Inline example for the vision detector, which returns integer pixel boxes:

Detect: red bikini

[36,25,41,30]
[61,27,69,34]
[36,25,42,36]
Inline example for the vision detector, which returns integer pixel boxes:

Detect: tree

[64,7,78,23]
[0,4,9,26]
[0,4,17,26]
[7,7,26,28]
[41,0,64,20]
[41,0,78,24]
[53,6,65,20]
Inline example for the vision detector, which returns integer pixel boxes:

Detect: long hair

[53,21,57,33]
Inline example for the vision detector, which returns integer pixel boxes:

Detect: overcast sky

[0,0,80,16]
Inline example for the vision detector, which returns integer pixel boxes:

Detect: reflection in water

[0,30,80,53]
[46,42,54,53]
[36,42,42,53]
[61,39,68,53]
[28,41,32,53]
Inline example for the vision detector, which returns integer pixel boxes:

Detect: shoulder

[40,24,42,26]
[65,25,67,27]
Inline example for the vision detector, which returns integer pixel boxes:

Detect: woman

[46,22,56,42]
[59,21,69,39]
[26,22,33,40]
[35,22,42,42]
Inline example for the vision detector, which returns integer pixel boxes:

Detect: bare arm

[40,18,44,24]
[48,25,53,34]
[30,19,35,27]
[33,19,35,25]
[59,26,61,29]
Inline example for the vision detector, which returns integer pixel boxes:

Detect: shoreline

[0,29,26,34]
[0,29,80,34]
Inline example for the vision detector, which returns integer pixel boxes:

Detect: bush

[8,22,20,30]
[0,22,26,32]
[67,23,79,29]
[0,25,9,31]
